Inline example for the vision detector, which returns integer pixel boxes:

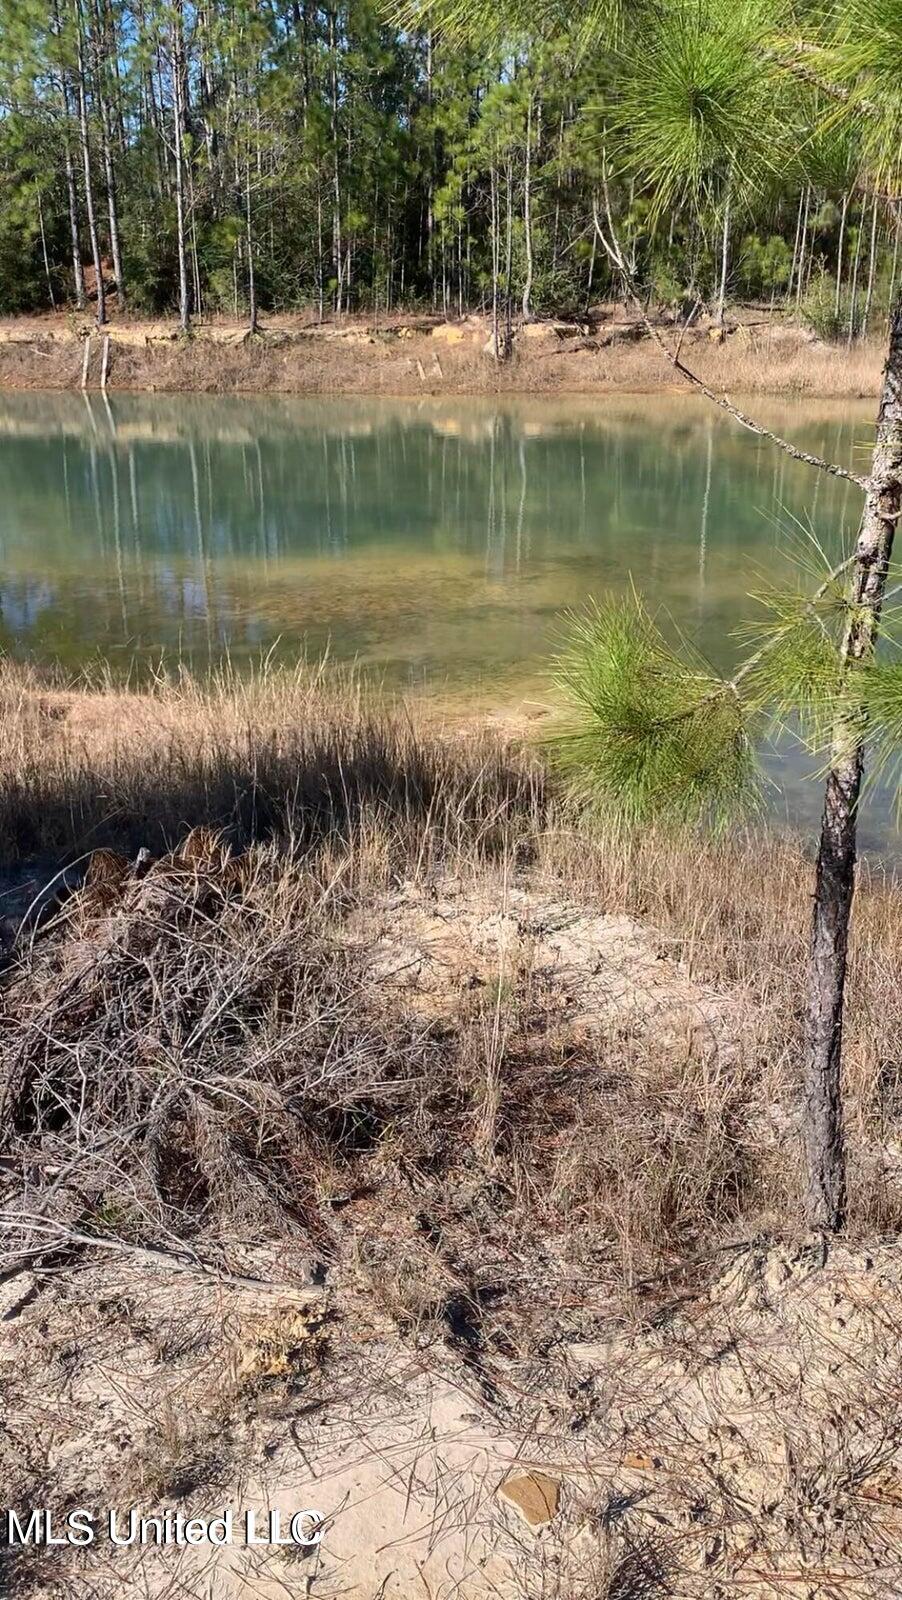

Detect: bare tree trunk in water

[803,300,902,1232]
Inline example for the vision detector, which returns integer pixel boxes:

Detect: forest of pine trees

[0,0,899,332]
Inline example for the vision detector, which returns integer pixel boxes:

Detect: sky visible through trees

[0,0,899,332]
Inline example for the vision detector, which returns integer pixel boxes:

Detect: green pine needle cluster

[737,582,848,747]
[822,0,902,194]
[609,0,786,214]
[548,597,761,829]
[549,574,902,835]
[862,659,902,794]
[395,0,626,49]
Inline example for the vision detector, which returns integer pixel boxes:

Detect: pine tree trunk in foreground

[804,298,902,1232]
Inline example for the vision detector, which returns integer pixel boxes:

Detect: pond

[0,389,890,848]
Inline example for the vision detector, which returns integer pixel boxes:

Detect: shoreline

[0,308,885,399]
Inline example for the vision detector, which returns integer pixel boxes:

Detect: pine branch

[548,597,761,829]
[767,42,883,122]
[729,555,856,698]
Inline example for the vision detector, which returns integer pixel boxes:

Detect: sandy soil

[2,873,901,1598]
[6,1238,902,1600]
[0,307,885,398]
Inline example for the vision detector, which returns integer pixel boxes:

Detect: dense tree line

[0,0,899,332]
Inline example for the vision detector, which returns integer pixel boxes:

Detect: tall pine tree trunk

[329,7,342,317]
[92,0,125,308]
[98,86,125,310]
[803,298,902,1231]
[847,207,864,347]
[489,157,500,358]
[245,142,257,333]
[715,185,731,328]
[795,185,810,308]
[504,155,513,354]
[171,0,191,331]
[835,190,848,321]
[74,0,106,327]
[37,190,56,309]
[862,192,880,337]
[789,187,804,300]
[522,91,534,321]
[61,87,86,310]
[53,0,86,310]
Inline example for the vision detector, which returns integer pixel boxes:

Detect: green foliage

[862,659,902,792]
[549,567,902,839]
[0,0,898,327]
[735,233,792,298]
[0,213,45,313]
[737,581,847,747]
[122,215,183,316]
[825,0,902,193]
[548,596,761,829]
[609,0,785,216]
[396,0,626,50]
[800,270,847,340]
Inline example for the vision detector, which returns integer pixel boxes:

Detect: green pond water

[0,389,891,849]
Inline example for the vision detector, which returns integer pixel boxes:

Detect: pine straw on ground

[1,659,900,1283]
[2,664,902,1597]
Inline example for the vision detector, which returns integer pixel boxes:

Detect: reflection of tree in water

[0,393,867,684]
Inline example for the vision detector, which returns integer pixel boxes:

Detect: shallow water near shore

[0,388,894,851]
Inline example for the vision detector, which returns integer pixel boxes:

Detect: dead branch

[591,197,871,492]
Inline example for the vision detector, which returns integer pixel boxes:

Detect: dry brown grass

[0,311,885,397]
[1,659,900,1314]
[0,658,543,867]
[2,663,902,1599]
